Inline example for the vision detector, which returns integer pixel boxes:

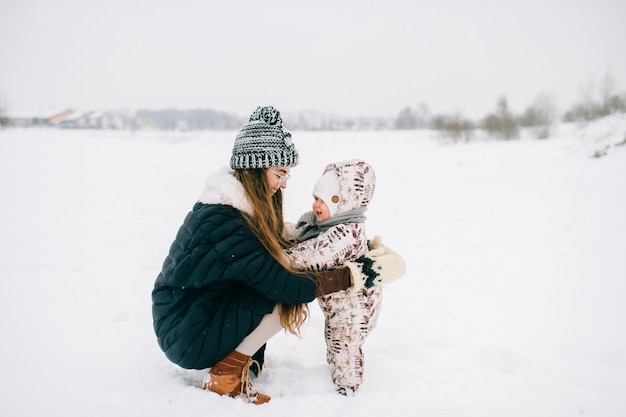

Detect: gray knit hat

[230,106,299,169]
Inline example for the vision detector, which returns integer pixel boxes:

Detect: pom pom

[249,106,283,127]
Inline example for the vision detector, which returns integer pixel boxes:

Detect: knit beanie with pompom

[230,106,298,169]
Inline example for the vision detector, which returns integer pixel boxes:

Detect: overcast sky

[1,0,624,119]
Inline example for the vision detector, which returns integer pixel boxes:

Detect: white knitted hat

[313,170,341,217]
[314,159,376,218]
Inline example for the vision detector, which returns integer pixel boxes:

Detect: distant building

[2,109,131,129]
[48,110,75,126]
[3,109,65,127]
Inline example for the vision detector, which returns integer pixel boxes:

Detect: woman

[152,106,404,404]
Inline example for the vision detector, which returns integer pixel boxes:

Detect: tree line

[2,73,625,135]
[397,72,626,141]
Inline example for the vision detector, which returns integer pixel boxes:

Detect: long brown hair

[234,168,309,335]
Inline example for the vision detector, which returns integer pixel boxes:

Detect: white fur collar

[197,166,254,216]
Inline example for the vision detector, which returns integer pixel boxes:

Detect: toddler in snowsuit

[285,159,383,396]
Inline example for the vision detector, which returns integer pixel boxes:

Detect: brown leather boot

[202,351,270,404]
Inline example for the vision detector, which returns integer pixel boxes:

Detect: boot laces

[240,358,261,400]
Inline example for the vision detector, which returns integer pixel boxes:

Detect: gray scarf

[293,206,367,243]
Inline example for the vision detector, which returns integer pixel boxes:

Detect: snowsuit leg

[318,285,383,393]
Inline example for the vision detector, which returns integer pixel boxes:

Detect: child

[285,159,383,396]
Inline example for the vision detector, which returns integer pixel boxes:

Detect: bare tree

[564,72,626,122]
[432,112,475,142]
[600,72,617,113]
[394,103,430,130]
[482,96,519,140]
[519,93,557,139]
[599,72,626,115]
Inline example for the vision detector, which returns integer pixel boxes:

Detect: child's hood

[320,159,376,215]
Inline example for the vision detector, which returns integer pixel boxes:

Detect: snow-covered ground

[1,115,625,416]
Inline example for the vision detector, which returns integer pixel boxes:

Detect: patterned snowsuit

[285,160,383,393]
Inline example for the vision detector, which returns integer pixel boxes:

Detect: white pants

[235,304,283,357]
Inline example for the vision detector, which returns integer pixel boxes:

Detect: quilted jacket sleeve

[155,203,321,304]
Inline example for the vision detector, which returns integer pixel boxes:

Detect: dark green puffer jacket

[152,168,319,370]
